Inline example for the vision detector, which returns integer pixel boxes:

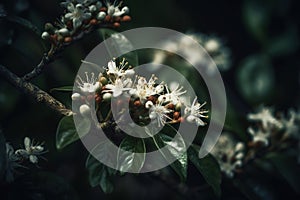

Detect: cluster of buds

[210,133,245,178]
[41,0,131,45]
[72,58,209,129]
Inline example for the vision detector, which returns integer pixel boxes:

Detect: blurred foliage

[0,0,299,199]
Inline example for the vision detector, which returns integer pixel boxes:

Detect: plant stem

[0,64,72,116]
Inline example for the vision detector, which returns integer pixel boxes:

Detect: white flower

[247,107,283,129]
[163,83,186,104]
[130,75,162,103]
[282,110,299,138]
[210,133,245,178]
[105,2,129,17]
[71,93,81,101]
[104,78,132,97]
[247,127,270,146]
[15,137,45,164]
[106,59,134,77]
[149,102,172,127]
[64,3,92,30]
[76,72,101,93]
[184,97,208,126]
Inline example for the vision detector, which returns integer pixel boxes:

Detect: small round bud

[90,19,98,25]
[89,5,97,12]
[103,93,112,101]
[80,104,91,117]
[44,23,54,31]
[149,112,156,120]
[41,32,50,40]
[235,142,245,152]
[186,115,195,123]
[97,11,106,20]
[134,100,141,107]
[113,22,120,28]
[71,93,81,101]
[64,37,72,43]
[58,28,70,36]
[175,102,182,111]
[145,101,153,109]
[173,112,180,120]
[121,15,131,22]
[205,39,220,53]
[99,76,108,85]
[235,152,244,160]
[122,6,130,14]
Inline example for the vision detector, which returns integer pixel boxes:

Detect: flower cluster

[211,133,245,178]
[5,137,46,182]
[41,0,130,45]
[153,33,231,75]
[72,59,209,128]
[247,107,300,147]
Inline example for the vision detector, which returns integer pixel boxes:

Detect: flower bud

[99,76,108,85]
[71,93,81,101]
[103,93,112,102]
[89,5,97,12]
[58,28,70,36]
[205,39,220,53]
[79,104,91,117]
[97,11,106,20]
[41,32,50,40]
[145,101,153,109]
[186,115,195,123]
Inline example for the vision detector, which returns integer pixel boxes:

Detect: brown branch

[0,64,72,116]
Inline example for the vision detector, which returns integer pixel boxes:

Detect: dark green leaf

[99,28,139,67]
[188,145,222,197]
[86,149,116,193]
[56,115,91,149]
[117,136,146,173]
[266,153,300,194]
[0,130,6,180]
[4,16,41,36]
[148,127,187,181]
[50,86,73,93]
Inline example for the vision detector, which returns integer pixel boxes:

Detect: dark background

[0,0,299,199]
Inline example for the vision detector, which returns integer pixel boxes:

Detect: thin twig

[0,64,72,116]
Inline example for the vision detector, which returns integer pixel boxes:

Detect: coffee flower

[15,137,46,164]
[184,97,208,126]
[76,72,101,93]
[65,3,92,30]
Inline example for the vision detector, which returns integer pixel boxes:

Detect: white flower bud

[89,5,97,12]
[80,104,91,117]
[205,39,220,53]
[149,112,157,119]
[58,28,70,36]
[97,11,106,20]
[122,6,130,14]
[145,101,153,109]
[186,115,196,123]
[235,142,245,152]
[71,93,81,101]
[41,32,50,40]
[103,93,112,101]
[235,152,244,160]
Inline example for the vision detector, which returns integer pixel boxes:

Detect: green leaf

[50,86,73,93]
[188,145,222,197]
[86,145,116,193]
[147,127,187,181]
[117,136,146,173]
[99,28,139,67]
[266,153,300,194]
[236,54,275,104]
[56,115,91,149]
[0,130,6,180]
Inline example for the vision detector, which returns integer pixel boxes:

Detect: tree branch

[0,64,72,116]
